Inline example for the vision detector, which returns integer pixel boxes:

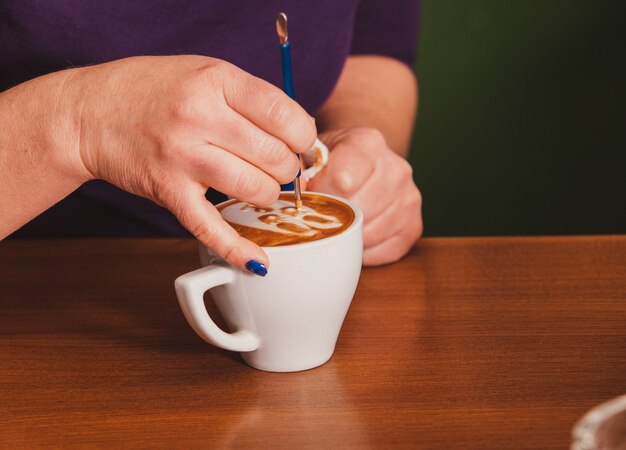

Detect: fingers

[168,183,270,272]
[362,233,417,267]
[362,194,406,249]
[204,109,300,185]
[221,66,317,154]
[351,155,413,225]
[307,141,376,198]
[363,183,423,249]
[362,182,423,267]
[185,143,280,207]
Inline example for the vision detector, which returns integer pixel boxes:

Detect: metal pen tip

[294,177,303,212]
[276,12,288,45]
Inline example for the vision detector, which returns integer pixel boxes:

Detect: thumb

[171,184,270,276]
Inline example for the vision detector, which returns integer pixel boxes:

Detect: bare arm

[315,55,418,156]
[0,70,88,238]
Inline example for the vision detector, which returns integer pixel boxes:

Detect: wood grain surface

[1,236,625,449]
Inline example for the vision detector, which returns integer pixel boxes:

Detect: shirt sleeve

[349,0,422,67]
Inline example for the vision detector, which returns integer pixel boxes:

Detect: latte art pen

[276,12,303,211]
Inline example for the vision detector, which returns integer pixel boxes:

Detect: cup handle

[175,265,261,352]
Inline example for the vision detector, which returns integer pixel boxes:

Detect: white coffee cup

[174,193,363,372]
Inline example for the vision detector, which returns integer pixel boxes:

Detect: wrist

[0,69,94,236]
[3,68,96,186]
[45,68,95,184]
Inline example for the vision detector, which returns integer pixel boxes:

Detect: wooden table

[1,236,625,449]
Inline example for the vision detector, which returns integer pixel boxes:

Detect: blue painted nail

[245,260,268,277]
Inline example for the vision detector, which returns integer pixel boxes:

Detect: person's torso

[1,0,359,113]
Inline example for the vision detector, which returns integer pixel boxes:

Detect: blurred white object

[571,393,626,450]
[302,138,329,181]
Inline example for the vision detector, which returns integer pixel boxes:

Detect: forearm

[0,70,88,238]
[315,55,418,157]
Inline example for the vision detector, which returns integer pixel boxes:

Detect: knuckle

[214,59,239,81]
[190,221,220,246]
[192,219,238,263]
[199,61,236,99]
[413,186,423,208]
[267,96,293,130]
[260,181,281,206]
[366,128,385,141]
[415,218,424,240]
[234,171,261,198]
[408,211,424,243]
[298,121,318,152]
[203,58,229,72]
[259,137,289,168]
[356,127,384,143]
[349,128,386,157]
[405,188,424,240]
[331,169,354,196]
[275,154,300,184]
[169,68,217,125]
[197,59,229,83]
[169,94,204,125]
[399,158,414,180]
[403,183,422,209]
[220,242,239,263]
[155,134,180,159]
[290,130,316,156]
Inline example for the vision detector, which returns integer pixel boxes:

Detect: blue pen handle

[280,43,295,99]
[279,42,300,191]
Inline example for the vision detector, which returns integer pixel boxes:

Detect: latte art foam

[218,193,355,247]
[222,200,342,237]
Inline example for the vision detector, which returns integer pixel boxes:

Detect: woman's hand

[307,128,422,266]
[63,56,317,271]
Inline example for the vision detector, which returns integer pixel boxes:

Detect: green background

[409,1,625,236]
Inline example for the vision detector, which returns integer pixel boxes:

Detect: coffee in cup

[217,193,355,246]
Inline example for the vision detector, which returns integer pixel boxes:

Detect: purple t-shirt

[2,0,420,238]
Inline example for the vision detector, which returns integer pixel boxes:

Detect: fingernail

[245,260,268,277]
